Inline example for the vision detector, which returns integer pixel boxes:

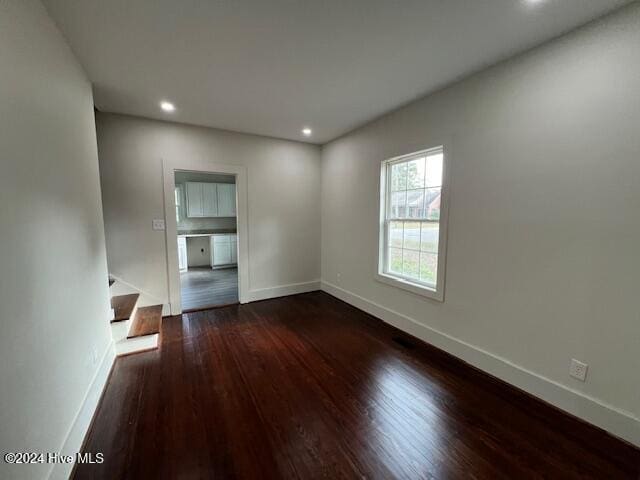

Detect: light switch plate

[152,219,165,231]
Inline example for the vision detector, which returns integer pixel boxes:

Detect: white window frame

[376,145,450,302]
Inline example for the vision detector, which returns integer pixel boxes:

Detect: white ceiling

[43,0,632,144]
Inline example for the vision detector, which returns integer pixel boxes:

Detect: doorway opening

[174,171,238,311]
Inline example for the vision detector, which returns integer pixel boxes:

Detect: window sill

[375,272,444,302]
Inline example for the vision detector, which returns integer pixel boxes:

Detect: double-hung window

[378,146,448,301]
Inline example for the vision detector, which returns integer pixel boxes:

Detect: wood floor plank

[110,293,139,322]
[127,305,162,338]
[76,292,640,480]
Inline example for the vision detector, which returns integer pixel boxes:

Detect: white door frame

[162,158,249,314]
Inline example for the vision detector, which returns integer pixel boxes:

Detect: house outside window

[377,146,449,301]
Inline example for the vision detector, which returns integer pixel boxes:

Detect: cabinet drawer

[212,234,230,245]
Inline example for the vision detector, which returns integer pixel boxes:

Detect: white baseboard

[48,341,116,480]
[321,280,640,447]
[246,280,320,303]
[107,274,138,296]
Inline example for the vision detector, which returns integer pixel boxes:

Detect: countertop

[178,229,236,237]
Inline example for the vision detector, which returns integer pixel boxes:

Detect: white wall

[97,112,321,307]
[0,1,114,479]
[321,4,640,445]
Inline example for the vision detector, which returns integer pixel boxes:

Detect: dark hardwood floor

[180,266,238,310]
[76,292,640,479]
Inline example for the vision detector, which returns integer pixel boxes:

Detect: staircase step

[111,293,139,323]
[128,305,163,339]
[116,333,158,356]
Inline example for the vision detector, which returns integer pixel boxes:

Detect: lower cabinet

[210,234,237,268]
[178,237,188,271]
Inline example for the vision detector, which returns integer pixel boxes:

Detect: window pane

[402,250,420,280]
[390,163,407,191]
[388,248,402,275]
[389,221,403,248]
[403,221,421,250]
[406,189,425,219]
[406,157,425,189]
[390,191,406,218]
[425,153,443,187]
[420,252,438,285]
[381,148,445,294]
[425,187,441,220]
[420,223,439,253]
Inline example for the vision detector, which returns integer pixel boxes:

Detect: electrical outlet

[569,359,588,382]
[337,272,341,283]
[152,219,165,231]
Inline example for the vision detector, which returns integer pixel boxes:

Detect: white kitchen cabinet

[185,182,204,217]
[177,237,188,271]
[185,181,235,218]
[202,183,218,217]
[210,234,237,267]
[216,183,236,217]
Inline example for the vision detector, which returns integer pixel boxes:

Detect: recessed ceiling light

[302,127,312,137]
[160,101,175,112]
